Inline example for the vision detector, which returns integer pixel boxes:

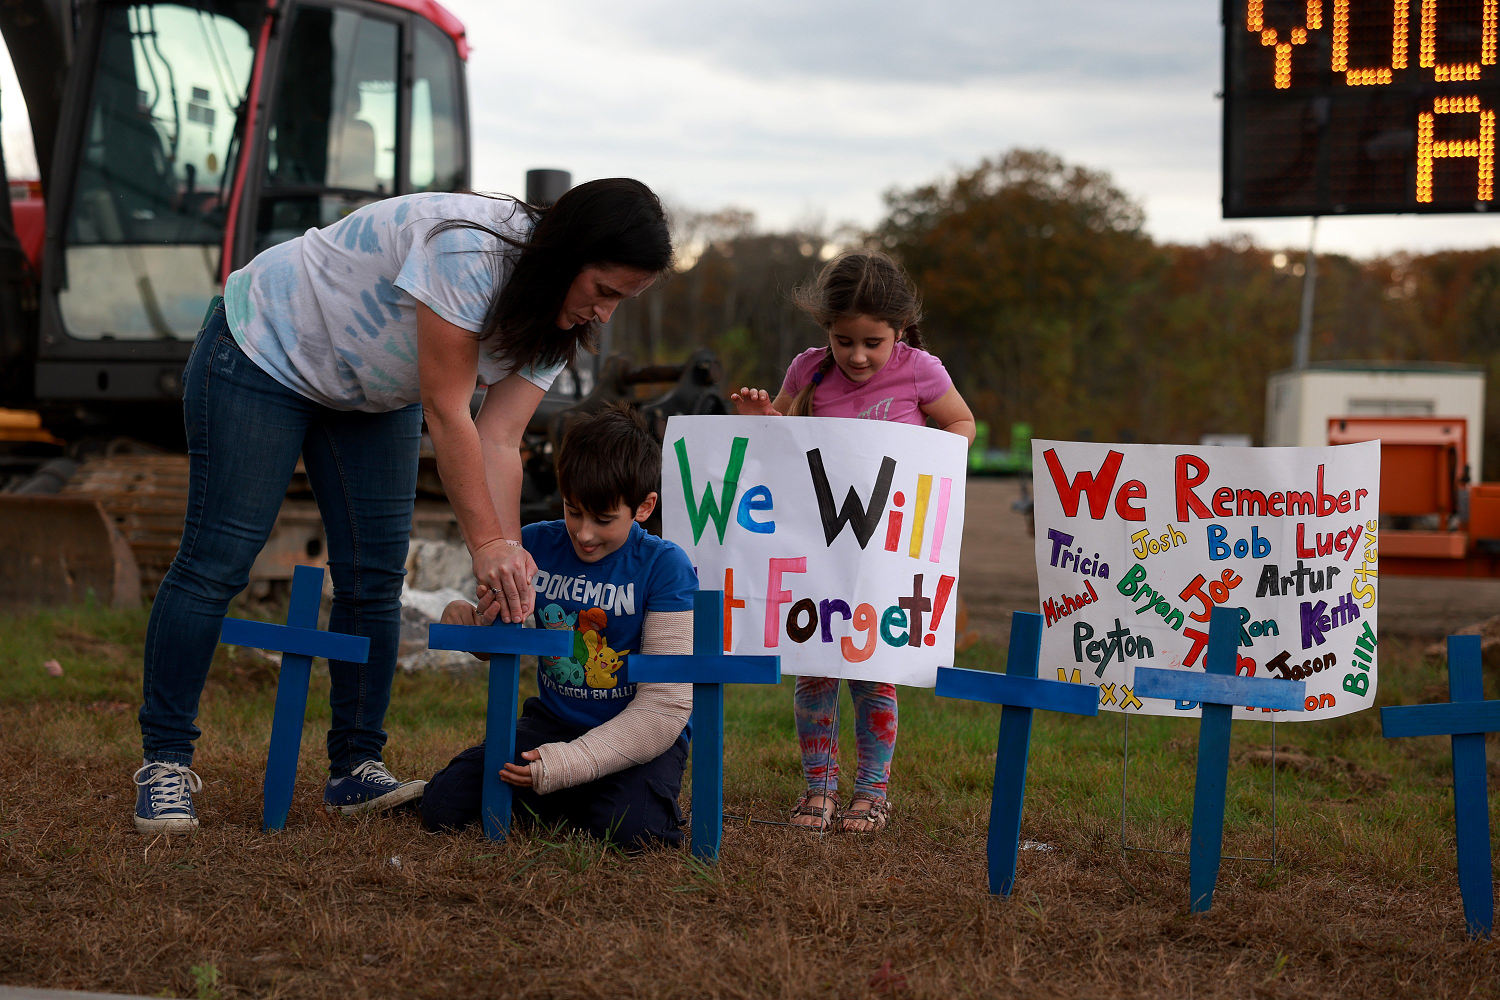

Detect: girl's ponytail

[787,349,836,417]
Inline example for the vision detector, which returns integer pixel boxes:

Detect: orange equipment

[1328,416,1500,576]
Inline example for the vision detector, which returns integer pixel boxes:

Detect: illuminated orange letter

[1420,0,1497,81]
[1248,0,1323,89]
[1416,96,1496,203]
[1333,0,1408,85]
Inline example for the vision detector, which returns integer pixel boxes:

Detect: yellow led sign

[1224,0,1500,216]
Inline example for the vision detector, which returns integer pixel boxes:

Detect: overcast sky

[2,0,1494,259]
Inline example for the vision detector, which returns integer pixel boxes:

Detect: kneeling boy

[421,404,696,848]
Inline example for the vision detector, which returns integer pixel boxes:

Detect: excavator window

[59,2,253,341]
[409,17,464,193]
[48,0,467,347]
[256,5,398,251]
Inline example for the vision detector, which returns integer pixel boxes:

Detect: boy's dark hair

[555,402,661,515]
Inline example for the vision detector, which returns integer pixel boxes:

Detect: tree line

[607,149,1500,475]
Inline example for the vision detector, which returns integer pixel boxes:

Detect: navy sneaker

[133,761,202,834]
[324,760,425,815]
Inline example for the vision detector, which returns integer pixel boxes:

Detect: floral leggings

[793,676,898,798]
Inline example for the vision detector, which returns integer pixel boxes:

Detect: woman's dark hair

[432,177,673,372]
[787,249,925,417]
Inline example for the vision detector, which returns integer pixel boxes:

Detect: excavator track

[23,452,456,606]
[0,454,325,606]
[59,454,194,596]
[55,453,337,600]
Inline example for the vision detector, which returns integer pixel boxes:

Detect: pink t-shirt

[779,342,953,426]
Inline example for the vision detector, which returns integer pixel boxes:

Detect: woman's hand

[731,386,779,416]
[472,539,536,623]
[499,749,540,788]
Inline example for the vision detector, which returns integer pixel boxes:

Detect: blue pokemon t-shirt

[522,520,698,734]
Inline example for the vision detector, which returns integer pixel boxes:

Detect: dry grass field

[2,479,1499,999]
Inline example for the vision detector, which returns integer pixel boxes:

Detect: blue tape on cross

[935,663,1100,715]
[219,619,369,663]
[428,623,573,658]
[1133,668,1307,712]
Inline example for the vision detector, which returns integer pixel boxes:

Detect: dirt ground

[959,477,1500,649]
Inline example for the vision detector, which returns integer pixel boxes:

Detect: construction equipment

[0,0,475,606]
[1327,415,1500,577]
[0,1,728,608]
[519,349,729,530]
[1263,364,1500,577]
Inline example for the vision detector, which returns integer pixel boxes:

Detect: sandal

[789,789,839,832]
[837,792,890,834]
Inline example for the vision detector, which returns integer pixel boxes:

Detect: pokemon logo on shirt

[538,602,630,695]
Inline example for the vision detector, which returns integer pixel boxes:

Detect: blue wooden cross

[1382,634,1500,938]
[219,564,369,833]
[631,589,780,862]
[1133,605,1306,913]
[427,620,573,841]
[934,610,1100,895]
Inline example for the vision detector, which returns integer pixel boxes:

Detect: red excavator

[0,0,472,440]
[0,0,475,606]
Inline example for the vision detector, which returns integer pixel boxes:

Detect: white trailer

[1264,363,1486,481]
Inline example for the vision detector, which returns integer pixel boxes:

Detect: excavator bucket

[0,495,141,608]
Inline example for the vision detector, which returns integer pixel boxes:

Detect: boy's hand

[440,600,481,626]
[439,599,491,661]
[474,586,502,626]
[498,749,540,788]
[730,386,777,416]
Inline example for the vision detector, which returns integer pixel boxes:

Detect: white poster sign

[1032,440,1380,721]
[662,415,968,686]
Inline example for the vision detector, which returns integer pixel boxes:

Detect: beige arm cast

[530,609,694,794]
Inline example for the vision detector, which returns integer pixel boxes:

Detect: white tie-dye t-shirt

[222,192,563,412]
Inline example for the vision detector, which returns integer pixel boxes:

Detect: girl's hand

[472,539,536,624]
[499,749,540,788]
[730,386,778,416]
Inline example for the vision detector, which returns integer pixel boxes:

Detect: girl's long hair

[786,249,924,416]
[431,177,673,371]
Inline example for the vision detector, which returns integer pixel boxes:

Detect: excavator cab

[0,0,469,606]
[9,0,469,442]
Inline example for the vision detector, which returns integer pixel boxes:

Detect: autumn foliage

[610,148,1500,471]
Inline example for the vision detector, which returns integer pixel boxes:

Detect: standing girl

[730,249,975,833]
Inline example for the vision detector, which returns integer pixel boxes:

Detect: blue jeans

[140,298,422,775]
